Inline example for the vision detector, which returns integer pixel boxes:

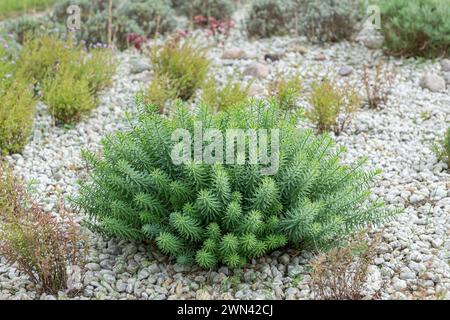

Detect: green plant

[310,232,380,300]
[362,61,395,109]
[246,0,295,38]
[76,98,397,269]
[0,0,57,19]
[42,66,96,124]
[175,0,235,20]
[306,79,361,135]
[144,74,177,114]
[432,127,450,168]
[0,43,36,155]
[0,162,86,294]
[378,0,450,58]
[268,75,302,111]
[4,15,62,44]
[201,78,250,112]
[294,0,364,42]
[150,39,211,101]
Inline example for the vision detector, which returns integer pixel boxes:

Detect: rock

[393,279,407,291]
[278,254,290,265]
[338,66,353,77]
[288,45,308,54]
[399,271,416,280]
[443,72,450,85]
[86,263,101,272]
[223,48,246,60]
[363,36,384,50]
[248,83,266,97]
[419,74,446,92]
[130,59,151,74]
[66,265,83,292]
[244,62,269,79]
[138,269,149,280]
[432,238,443,248]
[264,53,283,62]
[148,263,160,274]
[314,53,326,61]
[441,59,450,72]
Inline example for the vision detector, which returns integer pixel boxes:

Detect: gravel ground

[1,28,449,300]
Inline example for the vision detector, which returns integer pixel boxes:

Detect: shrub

[246,0,295,38]
[52,0,177,49]
[150,39,211,101]
[0,162,86,294]
[76,98,397,269]
[378,0,450,58]
[310,232,380,300]
[306,79,361,135]
[433,127,450,168]
[144,74,177,114]
[201,78,250,112]
[294,0,363,42]
[19,35,115,124]
[4,15,62,44]
[362,61,395,109]
[268,75,302,111]
[0,43,36,155]
[176,0,235,20]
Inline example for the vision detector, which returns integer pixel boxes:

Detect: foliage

[52,0,177,49]
[0,162,86,294]
[0,41,36,155]
[4,15,62,44]
[362,61,395,109]
[432,127,450,168]
[175,0,235,20]
[201,78,250,112]
[150,39,211,101]
[306,79,361,135]
[0,0,57,19]
[76,98,397,269]
[246,0,295,38]
[19,35,115,124]
[294,0,364,42]
[378,0,450,58]
[310,233,380,300]
[144,74,177,114]
[268,75,302,111]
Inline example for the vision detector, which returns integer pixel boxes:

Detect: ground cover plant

[76,98,397,269]
[0,0,58,19]
[246,0,295,38]
[201,78,250,112]
[378,0,450,58]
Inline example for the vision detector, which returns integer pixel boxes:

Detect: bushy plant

[76,98,397,269]
[144,74,177,114]
[19,35,115,124]
[246,0,295,38]
[433,127,450,168]
[0,163,86,294]
[4,15,62,44]
[269,75,302,111]
[362,61,395,109]
[52,0,177,49]
[306,79,361,135]
[0,42,36,155]
[176,0,235,20]
[150,39,211,101]
[201,78,250,111]
[378,0,450,58]
[294,0,363,42]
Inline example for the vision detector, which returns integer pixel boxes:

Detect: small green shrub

[175,0,235,20]
[433,127,450,168]
[4,15,62,44]
[0,43,36,155]
[19,35,115,124]
[0,162,86,295]
[246,0,295,38]
[378,0,450,57]
[42,67,96,124]
[269,75,302,111]
[306,79,361,135]
[145,74,177,114]
[295,0,363,42]
[201,78,250,112]
[76,98,397,269]
[150,39,211,101]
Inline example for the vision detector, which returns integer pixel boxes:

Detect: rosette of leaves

[76,98,399,269]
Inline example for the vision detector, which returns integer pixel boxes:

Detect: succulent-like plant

[76,98,398,269]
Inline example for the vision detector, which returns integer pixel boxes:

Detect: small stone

[288,45,308,54]
[248,83,266,97]
[222,48,246,60]
[363,36,384,50]
[441,59,450,72]
[399,271,416,280]
[130,59,151,74]
[443,72,450,85]
[148,263,160,274]
[278,254,290,265]
[86,263,101,272]
[419,74,446,92]
[393,279,407,291]
[138,269,149,280]
[264,53,283,62]
[244,62,269,79]
[338,66,353,77]
[432,238,443,248]
[314,54,326,61]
